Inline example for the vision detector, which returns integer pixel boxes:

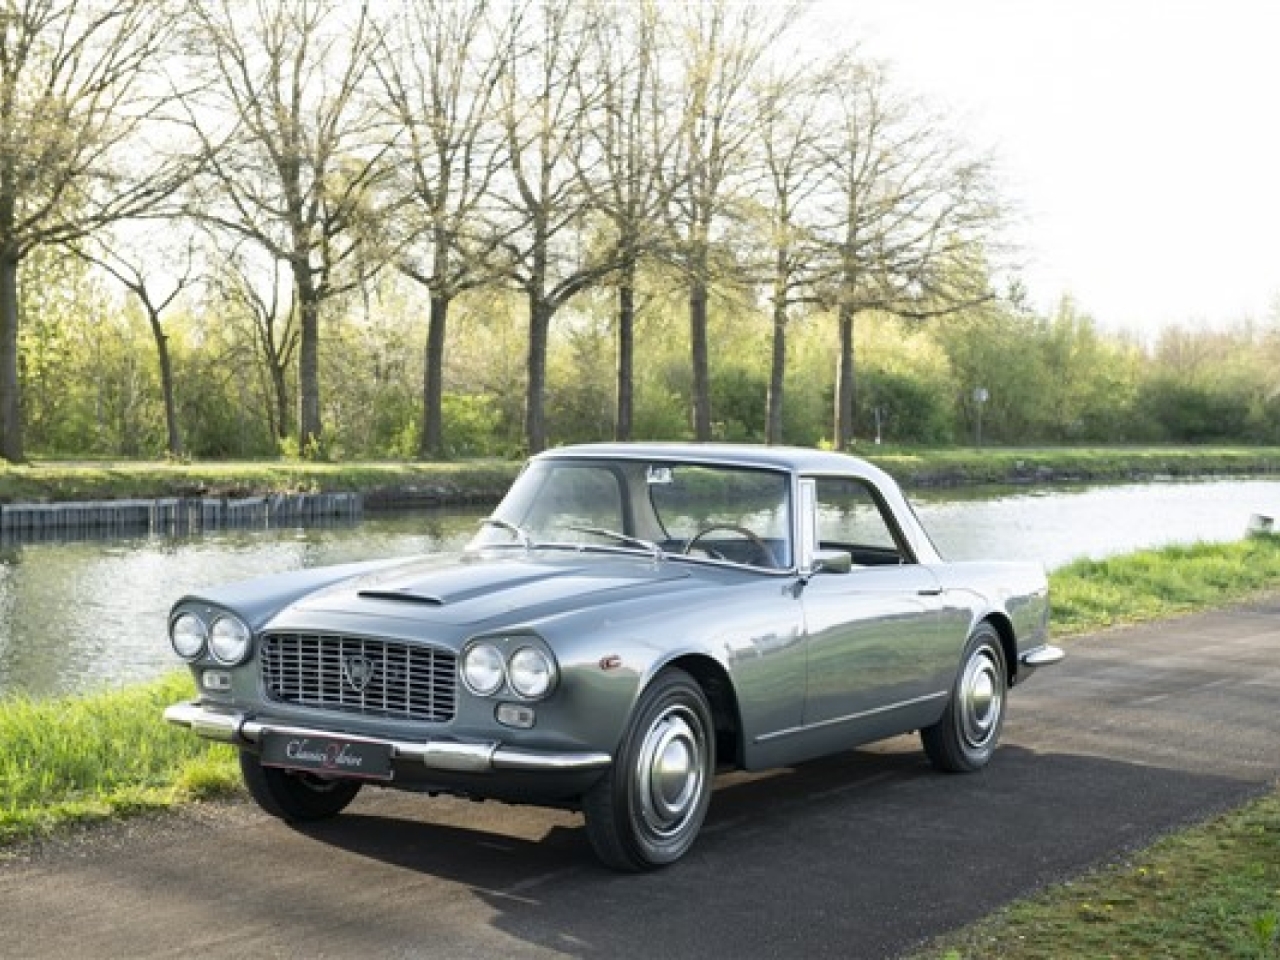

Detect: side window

[648,465,792,569]
[814,477,909,566]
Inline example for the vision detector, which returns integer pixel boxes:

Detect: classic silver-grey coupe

[164,443,1061,870]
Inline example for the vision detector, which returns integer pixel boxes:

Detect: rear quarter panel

[930,560,1051,674]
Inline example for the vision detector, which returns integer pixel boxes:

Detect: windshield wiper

[480,517,534,549]
[567,525,665,561]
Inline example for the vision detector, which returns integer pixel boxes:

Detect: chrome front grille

[260,633,457,723]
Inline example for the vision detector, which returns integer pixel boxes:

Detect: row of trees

[0,0,1002,462]
[22,243,1280,458]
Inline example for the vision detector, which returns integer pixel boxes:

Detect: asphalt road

[5,597,1280,960]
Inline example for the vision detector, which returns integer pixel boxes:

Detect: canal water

[1,479,1276,699]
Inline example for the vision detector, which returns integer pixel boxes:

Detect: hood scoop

[356,588,446,606]
[352,563,578,609]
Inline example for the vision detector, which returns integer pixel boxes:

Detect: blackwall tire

[582,668,715,871]
[921,623,1007,773]
[239,750,363,821]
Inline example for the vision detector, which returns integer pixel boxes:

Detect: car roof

[536,442,890,480]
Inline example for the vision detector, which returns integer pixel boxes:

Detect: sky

[815,0,1280,337]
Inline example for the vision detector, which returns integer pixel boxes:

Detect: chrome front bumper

[163,701,612,775]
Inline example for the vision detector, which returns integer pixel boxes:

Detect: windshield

[470,458,793,570]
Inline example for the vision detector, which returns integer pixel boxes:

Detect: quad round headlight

[170,613,207,660]
[208,615,252,665]
[508,646,556,699]
[462,643,505,696]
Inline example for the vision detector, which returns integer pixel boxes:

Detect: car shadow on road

[291,740,1267,960]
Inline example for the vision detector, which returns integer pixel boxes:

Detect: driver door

[799,476,944,738]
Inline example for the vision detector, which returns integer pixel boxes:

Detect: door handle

[917,587,943,596]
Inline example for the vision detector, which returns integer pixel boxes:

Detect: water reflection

[2,480,1278,699]
[915,480,1280,569]
[0,508,486,700]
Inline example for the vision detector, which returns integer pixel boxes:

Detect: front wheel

[239,750,362,821]
[582,668,715,871]
[921,624,1007,773]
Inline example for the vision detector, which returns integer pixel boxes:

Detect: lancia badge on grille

[342,655,377,692]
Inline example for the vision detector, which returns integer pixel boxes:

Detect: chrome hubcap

[636,707,705,838]
[959,648,1003,749]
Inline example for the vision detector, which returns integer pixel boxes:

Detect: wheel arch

[981,612,1019,687]
[665,653,744,769]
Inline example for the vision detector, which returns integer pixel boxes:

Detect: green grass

[1,446,1279,504]
[0,672,238,845]
[1049,533,1280,635]
[0,458,521,504]
[864,444,1280,487]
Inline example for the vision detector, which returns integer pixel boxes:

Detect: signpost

[973,387,989,447]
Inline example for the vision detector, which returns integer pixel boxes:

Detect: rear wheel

[239,750,362,821]
[921,623,1007,773]
[583,668,715,871]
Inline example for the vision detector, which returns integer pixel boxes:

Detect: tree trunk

[0,253,22,462]
[614,259,636,442]
[146,311,182,458]
[689,265,712,442]
[421,290,448,459]
[525,294,552,454]
[270,361,291,441]
[295,265,323,453]
[834,303,856,450]
[766,294,787,445]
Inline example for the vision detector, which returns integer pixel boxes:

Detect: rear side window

[814,477,910,564]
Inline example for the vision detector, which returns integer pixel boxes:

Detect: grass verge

[0,458,521,504]
[0,672,239,847]
[1051,533,1280,636]
[865,444,1280,488]
[1,446,1279,504]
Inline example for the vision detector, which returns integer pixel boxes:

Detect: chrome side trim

[162,701,612,774]
[1020,644,1065,668]
[753,690,949,744]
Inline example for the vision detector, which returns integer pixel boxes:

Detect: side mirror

[809,549,852,575]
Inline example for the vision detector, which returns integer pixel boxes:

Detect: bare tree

[72,230,198,457]
[375,0,506,460]
[0,0,186,461]
[752,58,830,445]
[816,57,1001,448]
[207,244,298,443]
[182,0,391,454]
[493,0,616,454]
[661,1,794,441]
[576,0,675,441]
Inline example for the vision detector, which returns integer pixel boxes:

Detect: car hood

[276,550,698,628]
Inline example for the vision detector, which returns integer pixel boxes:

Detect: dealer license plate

[260,732,394,781]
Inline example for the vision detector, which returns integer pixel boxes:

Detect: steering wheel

[682,524,778,569]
